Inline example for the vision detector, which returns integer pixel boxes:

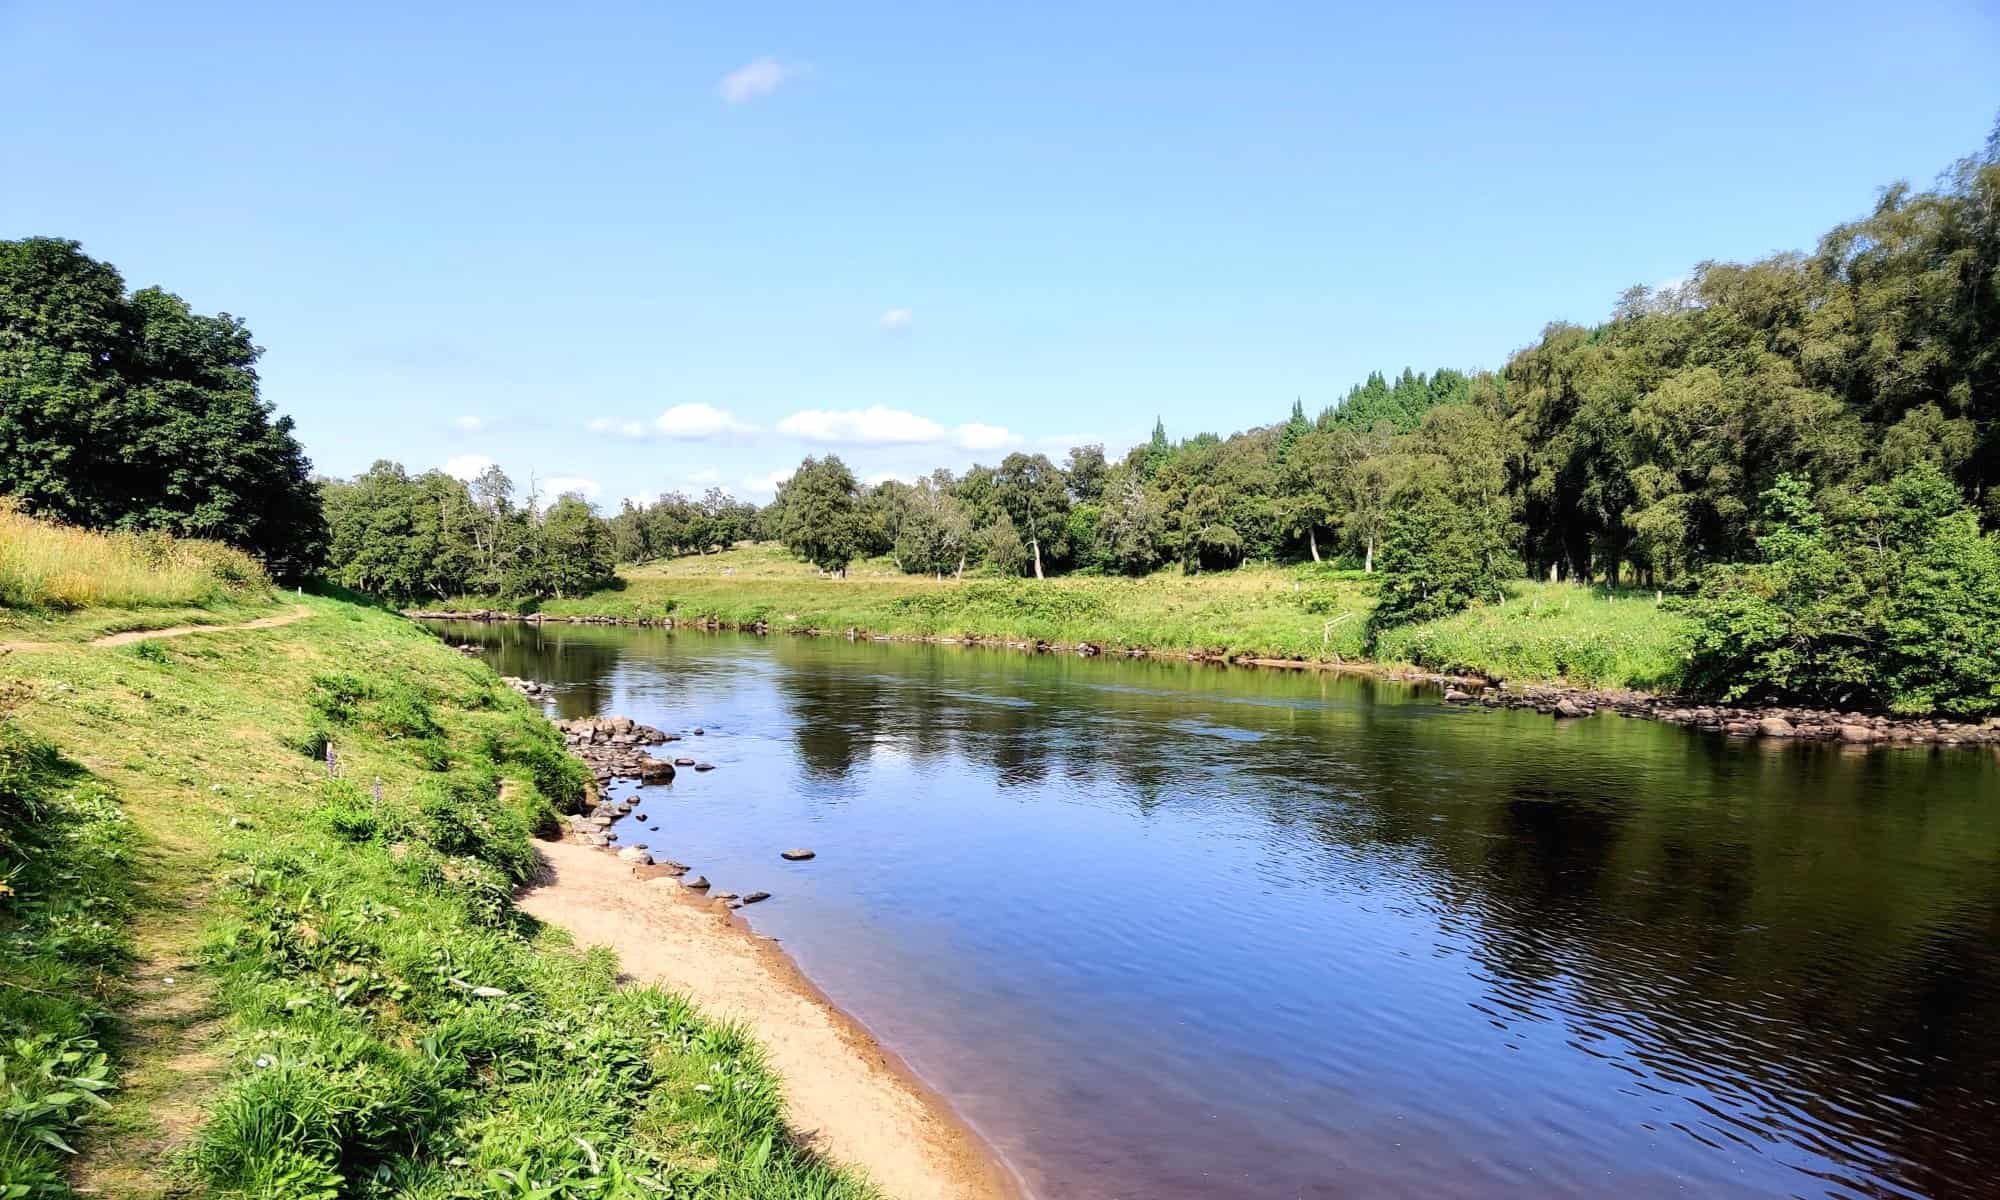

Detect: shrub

[413,774,535,882]
[313,780,381,843]
[369,685,442,741]
[305,673,372,724]
[1678,467,2000,715]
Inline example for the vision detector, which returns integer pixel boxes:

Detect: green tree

[994,452,1071,579]
[777,456,865,576]
[0,237,326,577]
[538,494,615,598]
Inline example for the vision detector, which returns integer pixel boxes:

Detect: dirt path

[518,839,1025,1200]
[0,604,313,653]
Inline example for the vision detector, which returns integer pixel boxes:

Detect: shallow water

[443,622,2000,1200]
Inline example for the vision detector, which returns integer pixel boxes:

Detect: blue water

[451,622,2000,1200]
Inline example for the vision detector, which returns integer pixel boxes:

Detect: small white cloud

[865,470,906,487]
[542,476,602,500]
[624,491,661,509]
[690,468,723,484]
[741,469,793,496]
[718,56,795,104]
[453,415,484,433]
[778,405,945,445]
[443,454,496,481]
[656,403,756,439]
[954,422,1020,451]
[879,307,914,331]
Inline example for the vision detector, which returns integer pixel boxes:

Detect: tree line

[4,125,1997,711]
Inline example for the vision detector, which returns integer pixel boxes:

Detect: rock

[649,825,660,831]
[743,890,770,904]
[694,762,716,772]
[1443,688,1473,704]
[693,728,705,735]
[1724,721,1755,737]
[1839,724,1879,743]
[1757,716,1796,737]
[638,758,676,782]
[657,860,689,875]
[617,847,653,865]
[712,891,739,901]
[633,812,647,821]
[1554,699,1585,719]
[683,874,710,890]
[781,848,815,861]
[674,757,696,767]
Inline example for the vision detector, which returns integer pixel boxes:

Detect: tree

[994,452,1071,579]
[1064,444,1109,504]
[892,479,973,577]
[778,456,865,576]
[979,513,1029,577]
[539,494,616,598]
[0,237,326,577]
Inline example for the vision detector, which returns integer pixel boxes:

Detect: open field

[456,543,1691,689]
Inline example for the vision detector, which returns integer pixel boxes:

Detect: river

[438,621,2000,1200]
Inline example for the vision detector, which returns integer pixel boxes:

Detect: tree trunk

[1548,560,1559,583]
[1308,526,1320,562]
[1364,534,1374,574]
[955,554,965,580]
[1031,537,1044,580]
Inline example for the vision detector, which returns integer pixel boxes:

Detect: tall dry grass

[0,500,271,611]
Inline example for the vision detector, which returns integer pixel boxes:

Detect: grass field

[0,505,281,643]
[462,543,1690,689]
[1,565,873,1196]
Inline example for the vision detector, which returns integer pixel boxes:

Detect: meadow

[467,544,1691,689]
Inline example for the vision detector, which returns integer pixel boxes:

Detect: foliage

[773,456,867,576]
[0,238,326,579]
[0,501,273,613]
[0,723,131,1197]
[1678,468,2000,715]
[319,462,616,603]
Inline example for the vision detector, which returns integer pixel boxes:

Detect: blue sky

[3,1,1996,509]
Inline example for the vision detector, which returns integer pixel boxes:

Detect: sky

[3,1,1997,510]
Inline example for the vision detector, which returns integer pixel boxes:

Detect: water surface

[444,622,2000,1200]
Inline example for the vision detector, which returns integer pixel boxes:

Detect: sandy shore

[518,838,1025,1200]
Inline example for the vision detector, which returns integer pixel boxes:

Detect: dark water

[441,622,2000,1200]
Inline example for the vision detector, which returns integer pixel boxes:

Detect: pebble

[743,891,770,904]
[781,848,815,861]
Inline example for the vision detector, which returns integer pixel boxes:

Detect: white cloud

[453,415,484,433]
[865,470,906,487]
[542,476,602,500]
[878,307,913,331]
[778,405,945,445]
[954,422,1021,451]
[689,468,723,484]
[718,56,795,104]
[655,403,756,438]
[443,454,496,481]
[587,404,756,441]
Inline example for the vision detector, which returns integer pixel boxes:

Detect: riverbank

[0,570,997,1195]
[413,562,2000,748]
[435,542,1691,687]
[520,838,1023,1200]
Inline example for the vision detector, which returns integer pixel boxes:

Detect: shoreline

[518,835,1028,1200]
[412,609,2000,748]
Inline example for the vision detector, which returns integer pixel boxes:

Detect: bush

[369,685,442,741]
[1678,467,2000,715]
[413,774,535,883]
[313,779,381,843]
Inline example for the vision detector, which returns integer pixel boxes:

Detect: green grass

[452,543,1693,689]
[0,505,282,643]
[1371,581,1692,688]
[0,722,129,1198]
[0,593,875,1198]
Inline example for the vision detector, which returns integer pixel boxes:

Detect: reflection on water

[442,621,2000,1200]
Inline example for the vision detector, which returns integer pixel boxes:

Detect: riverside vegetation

[0,514,873,1198]
[7,126,2000,715]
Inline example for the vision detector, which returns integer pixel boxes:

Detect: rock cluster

[1442,686,2000,746]
[502,675,555,700]
[553,716,679,783]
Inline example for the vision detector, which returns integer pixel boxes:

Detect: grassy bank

[2,579,872,1194]
[454,543,1690,689]
[0,505,281,643]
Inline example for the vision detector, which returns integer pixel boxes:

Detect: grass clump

[0,502,272,614]
[0,722,132,1198]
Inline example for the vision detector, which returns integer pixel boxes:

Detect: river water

[440,621,2000,1200]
